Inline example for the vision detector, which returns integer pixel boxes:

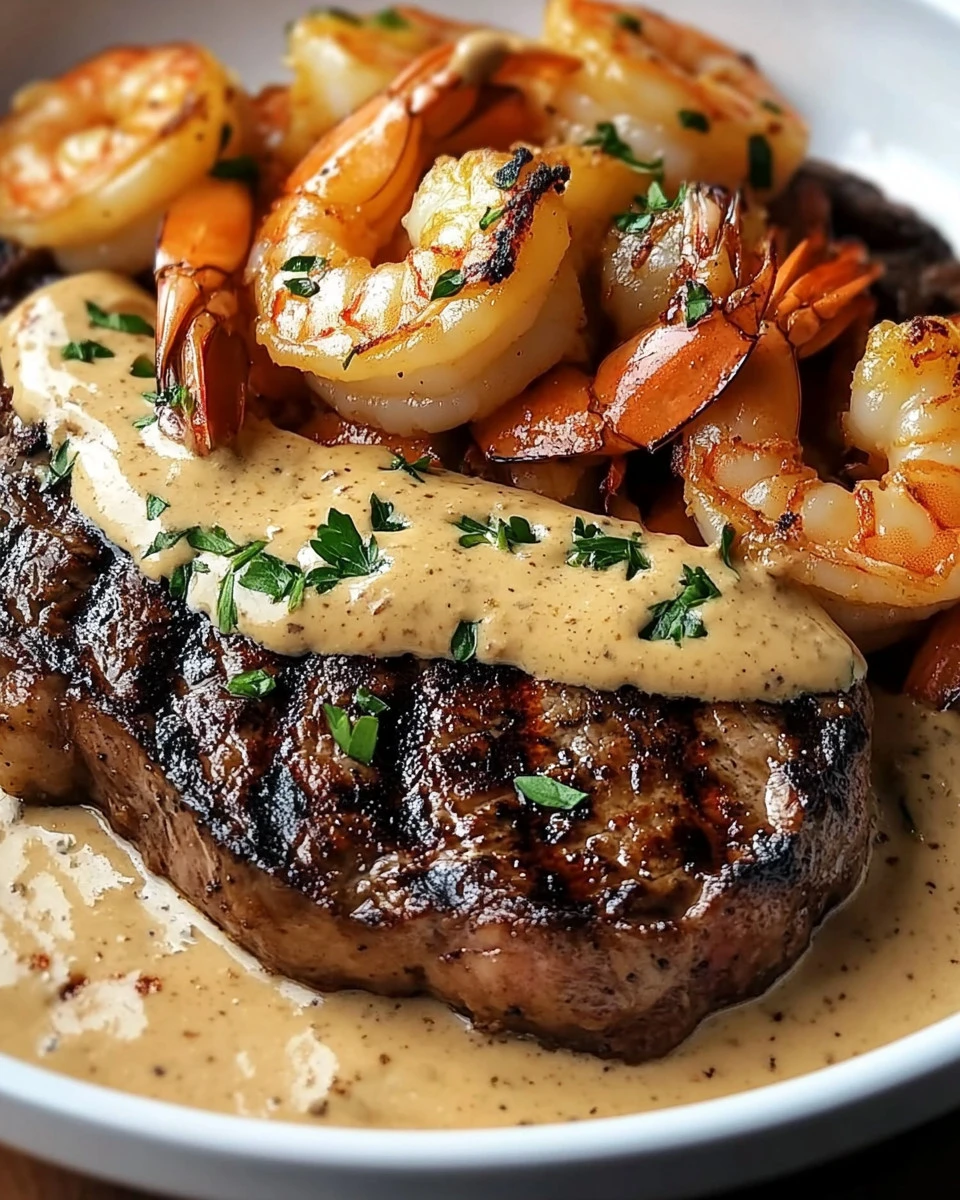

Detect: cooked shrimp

[0,44,239,273]
[154,176,255,454]
[682,311,960,645]
[475,182,776,460]
[283,6,478,167]
[542,0,808,196]
[251,37,587,436]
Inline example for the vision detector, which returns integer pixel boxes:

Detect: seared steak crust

[0,385,873,1061]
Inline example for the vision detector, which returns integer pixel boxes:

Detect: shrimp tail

[154,176,255,455]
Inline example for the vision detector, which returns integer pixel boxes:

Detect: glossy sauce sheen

[0,691,955,1126]
[0,272,862,702]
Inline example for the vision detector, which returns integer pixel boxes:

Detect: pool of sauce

[1,690,956,1128]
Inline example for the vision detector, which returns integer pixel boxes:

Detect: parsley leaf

[720,524,737,572]
[748,133,774,189]
[430,268,465,301]
[761,98,783,115]
[143,383,193,416]
[285,277,320,298]
[372,7,408,27]
[584,121,663,174]
[216,571,238,633]
[514,775,588,810]
[306,509,383,592]
[323,703,380,765]
[85,300,154,337]
[451,619,478,662]
[455,513,539,553]
[613,179,685,235]
[282,254,328,297]
[493,147,533,189]
[615,11,642,32]
[169,558,208,600]
[370,493,407,532]
[678,109,710,133]
[132,414,158,430]
[355,685,388,716]
[210,155,260,186]
[144,528,190,557]
[187,526,240,556]
[640,564,722,644]
[382,452,433,483]
[62,339,114,363]
[146,494,169,521]
[239,552,305,611]
[479,205,504,231]
[227,668,277,698]
[43,439,77,490]
[682,280,714,327]
[566,516,650,579]
[130,354,155,378]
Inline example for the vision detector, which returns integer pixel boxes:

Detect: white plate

[3,1,960,1197]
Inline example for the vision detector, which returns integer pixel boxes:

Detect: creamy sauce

[0,272,862,703]
[0,690,957,1127]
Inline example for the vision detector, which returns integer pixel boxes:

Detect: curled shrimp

[0,45,240,274]
[681,308,960,646]
[542,0,808,196]
[154,176,255,455]
[282,6,479,168]
[251,36,588,435]
[475,182,777,460]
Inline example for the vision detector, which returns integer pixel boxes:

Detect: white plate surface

[2,1,960,1197]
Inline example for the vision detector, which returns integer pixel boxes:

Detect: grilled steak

[0,381,873,1062]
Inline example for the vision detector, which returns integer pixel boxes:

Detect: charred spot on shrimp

[471,161,571,287]
[493,147,534,190]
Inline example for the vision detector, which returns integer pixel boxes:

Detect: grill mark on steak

[0,385,873,1060]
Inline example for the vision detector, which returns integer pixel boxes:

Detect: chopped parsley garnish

[455,513,539,553]
[239,552,306,612]
[584,121,663,175]
[355,685,388,716]
[493,147,533,189]
[132,414,158,430]
[306,508,383,593]
[566,516,649,579]
[615,11,642,32]
[430,268,465,301]
[748,133,773,189]
[146,494,169,521]
[169,558,208,600]
[720,524,736,572]
[130,354,155,378]
[143,382,193,416]
[372,7,408,27]
[43,439,77,490]
[281,254,328,297]
[613,179,685,235]
[323,702,379,765]
[451,619,478,663]
[760,98,783,114]
[514,775,588,810]
[370,493,407,532]
[186,526,240,556]
[217,572,238,633]
[382,451,433,483]
[210,155,260,186]
[640,564,722,644]
[227,668,277,699]
[678,109,710,133]
[479,205,504,231]
[62,339,114,363]
[144,528,190,557]
[682,280,714,327]
[85,300,154,337]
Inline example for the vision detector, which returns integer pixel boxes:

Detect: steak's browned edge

[0,382,873,1061]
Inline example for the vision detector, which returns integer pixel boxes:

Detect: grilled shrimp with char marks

[0,44,241,274]
[683,311,960,646]
[251,36,588,435]
[542,0,808,196]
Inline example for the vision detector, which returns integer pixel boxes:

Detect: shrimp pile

[1,0,959,699]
